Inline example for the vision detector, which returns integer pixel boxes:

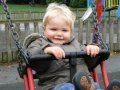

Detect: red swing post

[91,0,109,88]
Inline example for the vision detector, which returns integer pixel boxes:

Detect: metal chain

[91,0,108,49]
[1,0,29,65]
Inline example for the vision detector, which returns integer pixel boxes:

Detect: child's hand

[44,46,65,60]
[85,45,100,57]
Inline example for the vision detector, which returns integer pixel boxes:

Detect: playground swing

[1,0,110,90]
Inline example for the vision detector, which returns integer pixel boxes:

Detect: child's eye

[50,28,57,31]
[62,29,68,32]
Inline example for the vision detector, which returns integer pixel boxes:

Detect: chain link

[1,0,29,65]
[91,0,108,49]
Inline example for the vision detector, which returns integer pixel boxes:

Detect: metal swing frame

[1,0,110,90]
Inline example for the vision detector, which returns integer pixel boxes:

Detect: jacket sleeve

[60,39,85,52]
[26,38,50,56]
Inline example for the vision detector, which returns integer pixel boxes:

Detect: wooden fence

[0,18,120,62]
[0,9,120,62]
[0,9,117,22]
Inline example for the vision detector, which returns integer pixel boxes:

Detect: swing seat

[18,49,110,90]
[17,33,110,90]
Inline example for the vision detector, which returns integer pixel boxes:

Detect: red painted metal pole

[92,68,100,85]
[23,75,29,90]
[27,67,35,90]
[100,61,109,88]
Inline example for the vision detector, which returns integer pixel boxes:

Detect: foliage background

[7,0,87,8]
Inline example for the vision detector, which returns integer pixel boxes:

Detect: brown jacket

[24,33,84,73]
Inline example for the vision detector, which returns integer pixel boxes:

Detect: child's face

[43,17,71,44]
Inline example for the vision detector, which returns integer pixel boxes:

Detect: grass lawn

[0,3,86,13]
[0,4,47,13]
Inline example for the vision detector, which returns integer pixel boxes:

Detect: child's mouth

[54,37,64,40]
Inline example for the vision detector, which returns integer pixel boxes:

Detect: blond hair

[42,3,76,30]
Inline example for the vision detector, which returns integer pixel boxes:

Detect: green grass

[0,4,47,13]
[0,4,87,13]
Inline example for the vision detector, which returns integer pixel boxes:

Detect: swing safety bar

[29,49,109,62]
[18,49,110,90]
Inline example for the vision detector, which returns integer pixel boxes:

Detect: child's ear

[42,26,45,31]
[42,26,45,32]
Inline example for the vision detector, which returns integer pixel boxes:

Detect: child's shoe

[105,79,120,90]
[72,71,96,90]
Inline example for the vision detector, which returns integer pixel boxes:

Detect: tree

[8,0,46,4]
[11,0,28,4]
[46,0,86,8]
[69,0,86,8]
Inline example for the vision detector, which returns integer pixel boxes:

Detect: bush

[69,0,86,8]
[11,0,28,4]
[46,0,86,8]
[46,0,68,5]
[7,0,46,4]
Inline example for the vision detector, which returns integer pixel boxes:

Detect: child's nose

[56,31,62,35]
